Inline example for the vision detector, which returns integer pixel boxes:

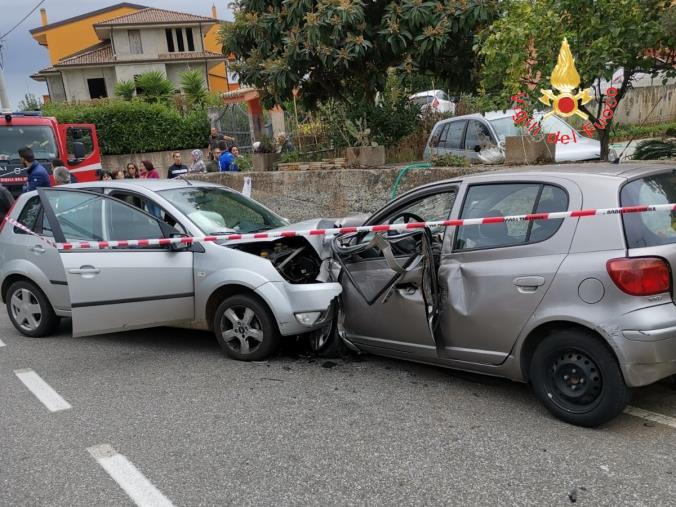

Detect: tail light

[606,257,671,296]
[0,201,16,234]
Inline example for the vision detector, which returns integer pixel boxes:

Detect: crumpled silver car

[0,180,341,361]
[327,163,676,427]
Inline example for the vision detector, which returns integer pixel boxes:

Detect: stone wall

[189,166,495,221]
[102,148,208,178]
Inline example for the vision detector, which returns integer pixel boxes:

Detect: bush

[43,99,209,155]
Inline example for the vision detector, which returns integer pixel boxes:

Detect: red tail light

[606,257,671,296]
[0,201,16,234]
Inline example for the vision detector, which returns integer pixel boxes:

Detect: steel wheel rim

[220,305,264,355]
[545,348,603,414]
[10,288,43,332]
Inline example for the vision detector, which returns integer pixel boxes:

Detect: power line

[0,0,47,40]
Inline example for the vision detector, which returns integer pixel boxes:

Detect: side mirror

[170,233,191,252]
[72,141,86,160]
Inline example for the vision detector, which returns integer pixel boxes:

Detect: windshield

[489,115,583,141]
[158,187,289,234]
[0,126,58,162]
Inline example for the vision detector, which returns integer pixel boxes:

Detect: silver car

[423,110,615,163]
[330,163,676,427]
[0,180,341,361]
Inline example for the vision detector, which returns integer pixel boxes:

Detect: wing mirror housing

[72,141,86,160]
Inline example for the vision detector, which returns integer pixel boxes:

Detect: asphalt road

[1,312,675,507]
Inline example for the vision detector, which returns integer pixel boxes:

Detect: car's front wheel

[529,329,631,427]
[6,280,60,338]
[213,294,280,361]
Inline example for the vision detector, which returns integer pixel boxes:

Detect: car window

[489,117,522,140]
[436,91,450,101]
[464,120,495,151]
[109,190,186,234]
[42,190,164,245]
[429,123,448,148]
[14,196,42,234]
[441,121,466,150]
[455,183,567,250]
[621,172,676,248]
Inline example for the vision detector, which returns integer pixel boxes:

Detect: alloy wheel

[10,288,43,332]
[220,305,264,355]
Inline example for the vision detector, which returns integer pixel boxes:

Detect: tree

[114,80,136,101]
[220,0,498,108]
[134,71,175,104]
[180,70,207,108]
[478,0,675,159]
[17,93,42,111]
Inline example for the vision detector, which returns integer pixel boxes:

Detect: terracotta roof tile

[55,43,114,66]
[94,7,216,26]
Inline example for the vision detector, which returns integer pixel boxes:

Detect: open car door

[332,227,440,357]
[38,188,195,337]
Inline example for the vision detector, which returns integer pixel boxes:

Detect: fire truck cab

[0,112,102,197]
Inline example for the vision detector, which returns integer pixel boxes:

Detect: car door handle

[30,245,46,254]
[513,276,545,290]
[68,266,100,275]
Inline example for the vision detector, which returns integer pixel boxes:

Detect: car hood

[554,135,601,162]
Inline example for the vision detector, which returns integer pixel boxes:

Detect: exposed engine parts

[232,238,322,284]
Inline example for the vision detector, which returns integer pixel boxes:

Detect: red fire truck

[0,112,102,197]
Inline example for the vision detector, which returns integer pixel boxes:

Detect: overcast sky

[0,0,233,108]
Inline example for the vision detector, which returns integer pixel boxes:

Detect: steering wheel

[388,211,425,225]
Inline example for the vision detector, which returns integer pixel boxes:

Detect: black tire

[530,329,631,427]
[6,280,60,338]
[308,321,347,358]
[213,294,280,361]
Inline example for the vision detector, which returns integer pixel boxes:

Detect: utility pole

[0,43,11,113]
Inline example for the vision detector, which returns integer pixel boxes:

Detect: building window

[185,28,195,51]
[87,78,107,99]
[175,28,185,52]
[165,28,195,53]
[128,30,143,54]
[165,29,175,52]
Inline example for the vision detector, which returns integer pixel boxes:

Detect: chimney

[40,8,48,26]
[211,4,217,18]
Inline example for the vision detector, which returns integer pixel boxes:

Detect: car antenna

[176,175,193,186]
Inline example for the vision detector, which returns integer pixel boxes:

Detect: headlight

[295,312,321,326]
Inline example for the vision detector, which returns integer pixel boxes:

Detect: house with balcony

[30,4,238,102]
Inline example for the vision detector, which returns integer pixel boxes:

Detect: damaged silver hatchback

[327,163,676,427]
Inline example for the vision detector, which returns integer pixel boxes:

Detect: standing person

[53,167,72,186]
[126,162,140,179]
[19,147,51,192]
[101,171,113,181]
[189,149,207,173]
[0,184,14,223]
[219,146,240,172]
[140,160,160,179]
[206,148,221,172]
[208,127,235,160]
[52,158,78,183]
[113,169,126,180]
[167,152,189,179]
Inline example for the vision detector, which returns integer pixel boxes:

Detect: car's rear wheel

[529,329,631,427]
[6,280,59,338]
[213,294,280,361]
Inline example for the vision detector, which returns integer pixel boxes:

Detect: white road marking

[88,444,175,507]
[624,405,676,429]
[14,369,72,412]
[0,338,5,347]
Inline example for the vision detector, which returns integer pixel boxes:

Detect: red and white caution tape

[4,204,676,250]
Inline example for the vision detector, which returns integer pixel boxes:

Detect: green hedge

[43,100,210,155]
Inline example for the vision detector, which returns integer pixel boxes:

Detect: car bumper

[255,281,342,336]
[609,303,676,387]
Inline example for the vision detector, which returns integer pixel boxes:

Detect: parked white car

[423,110,616,163]
[409,90,456,114]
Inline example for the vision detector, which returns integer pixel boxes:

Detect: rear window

[621,172,676,248]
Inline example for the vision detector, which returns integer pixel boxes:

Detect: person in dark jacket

[0,184,14,223]
[167,152,189,179]
[20,147,51,192]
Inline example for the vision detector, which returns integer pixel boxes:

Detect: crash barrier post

[5,203,676,251]
[391,163,432,200]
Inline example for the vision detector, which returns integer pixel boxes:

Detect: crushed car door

[38,188,195,337]
[333,189,457,357]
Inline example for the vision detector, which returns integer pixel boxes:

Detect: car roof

[409,89,445,98]
[399,162,676,196]
[65,178,226,193]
